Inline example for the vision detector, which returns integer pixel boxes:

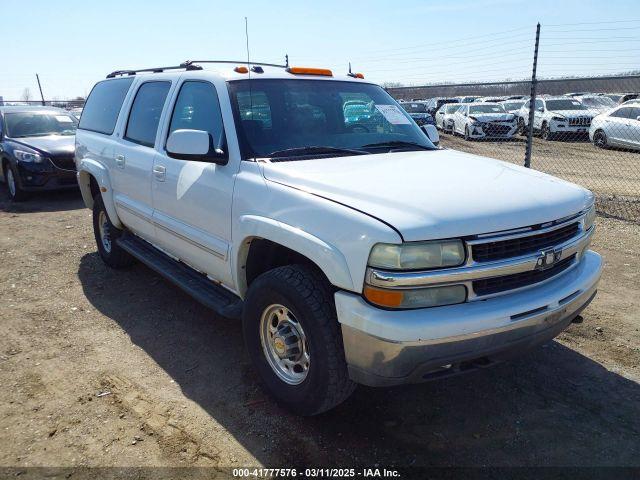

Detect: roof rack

[106,56,289,78]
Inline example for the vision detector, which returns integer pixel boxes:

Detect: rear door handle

[115,154,125,168]
[153,165,166,182]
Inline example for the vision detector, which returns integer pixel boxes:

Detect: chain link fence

[388,24,640,223]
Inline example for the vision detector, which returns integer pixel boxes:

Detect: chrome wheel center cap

[273,335,287,357]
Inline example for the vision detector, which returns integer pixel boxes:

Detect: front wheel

[593,130,608,149]
[464,125,471,141]
[4,163,29,201]
[243,265,355,416]
[92,194,135,268]
[541,122,553,140]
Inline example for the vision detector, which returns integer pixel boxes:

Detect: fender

[234,215,355,297]
[77,159,123,229]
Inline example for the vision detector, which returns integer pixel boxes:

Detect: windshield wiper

[362,141,434,151]
[267,146,370,160]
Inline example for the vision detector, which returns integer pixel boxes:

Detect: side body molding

[77,159,123,229]
[234,215,355,297]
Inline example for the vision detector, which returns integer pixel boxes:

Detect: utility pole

[36,73,45,106]
[524,23,540,168]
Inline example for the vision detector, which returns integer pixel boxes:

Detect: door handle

[115,154,125,168]
[153,165,166,182]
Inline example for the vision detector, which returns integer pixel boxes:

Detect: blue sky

[2,0,639,100]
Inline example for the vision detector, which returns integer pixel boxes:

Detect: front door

[151,79,235,288]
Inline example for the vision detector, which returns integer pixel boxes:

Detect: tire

[518,118,527,136]
[593,130,608,149]
[541,122,553,141]
[92,194,135,268]
[3,162,29,201]
[464,125,471,141]
[243,264,355,416]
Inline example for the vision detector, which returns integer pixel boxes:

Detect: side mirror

[422,124,440,146]
[166,129,227,164]
[537,107,544,112]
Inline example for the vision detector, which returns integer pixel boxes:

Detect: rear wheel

[92,194,135,268]
[4,163,28,201]
[243,264,355,416]
[593,130,608,149]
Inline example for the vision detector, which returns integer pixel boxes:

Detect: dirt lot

[1,186,639,471]
[440,133,640,222]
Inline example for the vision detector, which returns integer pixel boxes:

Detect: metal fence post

[524,23,541,168]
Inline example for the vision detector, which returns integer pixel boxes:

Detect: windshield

[5,112,78,138]
[545,99,587,111]
[469,104,506,114]
[581,96,616,108]
[401,103,427,113]
[228,79,436,159]
[503,101,524,111]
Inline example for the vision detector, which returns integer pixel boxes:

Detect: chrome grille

[472,222,580,263]
[473,254,576,296]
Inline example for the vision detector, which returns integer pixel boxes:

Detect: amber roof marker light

[286,66,333,77]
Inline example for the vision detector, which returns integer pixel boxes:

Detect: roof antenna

[245,16,255,158]
[285,54,289,69]
[348,62,352,75]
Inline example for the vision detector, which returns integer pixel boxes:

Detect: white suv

[517,97,595,140]
[75,61,602,415]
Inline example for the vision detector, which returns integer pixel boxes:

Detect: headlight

[14,150,45,163]
[551,116,565,121]
[364,284,467,309]
[368,240,466,270]
[584,204,596,231]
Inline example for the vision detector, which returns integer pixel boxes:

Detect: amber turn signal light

[363,285,404,308]
[287,67,333,77]
[234,66,249,74]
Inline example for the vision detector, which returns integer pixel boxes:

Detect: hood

[10,135,75,157]
[549,110,594,119]
[471,113,514,122]
[261,150,592,241]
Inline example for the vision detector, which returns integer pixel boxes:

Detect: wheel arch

[234,215,355,298]
[77,160,123,228]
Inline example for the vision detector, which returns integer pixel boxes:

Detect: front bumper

[336,250,602,387]
[468,123,518,139]
[14,159,78,191]
[550,120,591,134]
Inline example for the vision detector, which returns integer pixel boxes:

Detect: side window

[610,107,631,119]
[628,107,640,120]
[535,99,544,110]
[168,81,226,149]
[125,81,171,148]
[79,77,134,135]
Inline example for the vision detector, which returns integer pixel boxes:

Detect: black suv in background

[0,106,78,201]
[399,101,436,126]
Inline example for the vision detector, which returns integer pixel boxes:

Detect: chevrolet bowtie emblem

[536,248,562,271]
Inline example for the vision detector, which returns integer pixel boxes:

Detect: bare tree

[21,88,32,103]
[381,81,404,88]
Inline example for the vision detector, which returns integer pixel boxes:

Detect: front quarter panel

[231,161,401,297]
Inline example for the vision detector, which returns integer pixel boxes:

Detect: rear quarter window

[79,77,134,135]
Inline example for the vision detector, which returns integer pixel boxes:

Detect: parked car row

[399,92,640,150]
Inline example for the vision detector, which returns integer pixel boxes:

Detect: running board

[116,233,243,319]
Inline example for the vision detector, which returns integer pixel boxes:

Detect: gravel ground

[0,186,639,470]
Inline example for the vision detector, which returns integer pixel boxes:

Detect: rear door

[622,107,640,148]
[151,78,235,288]
[112,80,172,241]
